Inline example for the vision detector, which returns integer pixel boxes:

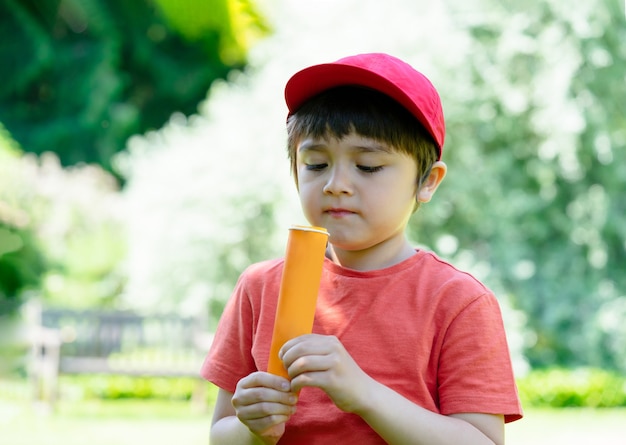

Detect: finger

[235,397,298,420]
[280,333,328,356]
[233,385,298,408]
[234,394,298,433]
[287,351,335,377]
[237,405,294,438]
[243,412,291,438]
[289,369,332,393]
[237,371,292,393]
[280,335,339,367]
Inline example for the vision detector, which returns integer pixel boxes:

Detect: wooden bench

[27,302,213,409]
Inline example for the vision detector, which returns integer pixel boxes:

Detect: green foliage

[0,0,271,316]
[0,0,269,174]
[0,127,45,315]
[153,0,271,64]
[0,128,125,310]
[117,75,295,322]
[33,158,126,308]
[0,225,44,312]
[517,368,626,408]
[56,375,218,402]
[409,0,626,371]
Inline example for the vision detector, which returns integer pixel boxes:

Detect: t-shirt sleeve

[200,271,258,393]
[437,291,523,423]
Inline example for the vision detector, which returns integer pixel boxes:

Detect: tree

[0,0,269,175]
[410,0,626,370]
[0,123,126,314]
[0,126,45,316]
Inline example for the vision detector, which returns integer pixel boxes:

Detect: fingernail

[281,381,290,391]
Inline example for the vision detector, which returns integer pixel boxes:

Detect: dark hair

[286,87,438,209]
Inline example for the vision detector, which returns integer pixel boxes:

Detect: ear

[417,161,447,203]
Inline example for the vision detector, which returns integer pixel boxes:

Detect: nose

[323,164,353,195]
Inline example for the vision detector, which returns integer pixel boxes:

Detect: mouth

[324,208,357,218]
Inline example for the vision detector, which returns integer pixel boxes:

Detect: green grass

[1,399,625,445]
[0,399,211,445]
[507,407,626,445]
[2,375,626,445]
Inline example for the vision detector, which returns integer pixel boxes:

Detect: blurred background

[0,0,625,444]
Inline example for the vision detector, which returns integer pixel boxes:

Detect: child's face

[296,131,419,253]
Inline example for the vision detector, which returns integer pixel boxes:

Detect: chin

[327,235,370,252]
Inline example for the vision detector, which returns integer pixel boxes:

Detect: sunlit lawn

[0,399,211,445]
[2,402,625,445]
[1,391,625,445]
[507,407,626,445]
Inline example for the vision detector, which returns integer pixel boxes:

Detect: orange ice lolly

[267,225,329,378]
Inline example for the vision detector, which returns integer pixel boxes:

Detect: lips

[325,208,356,217]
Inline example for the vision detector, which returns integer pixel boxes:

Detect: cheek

[297,182,318,207]
[372,179,417,213]
[298,189,322,225]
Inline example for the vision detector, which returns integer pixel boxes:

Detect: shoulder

[415,251,497,309]
[242,257,284,279]
[417,251,489,289]
[234,257,285,294]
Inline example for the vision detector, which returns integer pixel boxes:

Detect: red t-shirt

[201,250,523,444]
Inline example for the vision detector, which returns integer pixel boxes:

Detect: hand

[231,371,298,443]
[279,334,372,413]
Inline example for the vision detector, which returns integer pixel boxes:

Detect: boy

[202,53,523,444]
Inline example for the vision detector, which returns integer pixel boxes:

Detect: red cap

[284,53,445,159]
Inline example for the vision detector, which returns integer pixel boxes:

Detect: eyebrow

[298,140,393,154]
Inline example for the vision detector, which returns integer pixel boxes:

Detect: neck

[326,238,416,271]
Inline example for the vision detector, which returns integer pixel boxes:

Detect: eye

[357,165,384,173]
[306,163,327,171]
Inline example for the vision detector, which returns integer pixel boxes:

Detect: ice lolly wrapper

[267,225,329,378]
